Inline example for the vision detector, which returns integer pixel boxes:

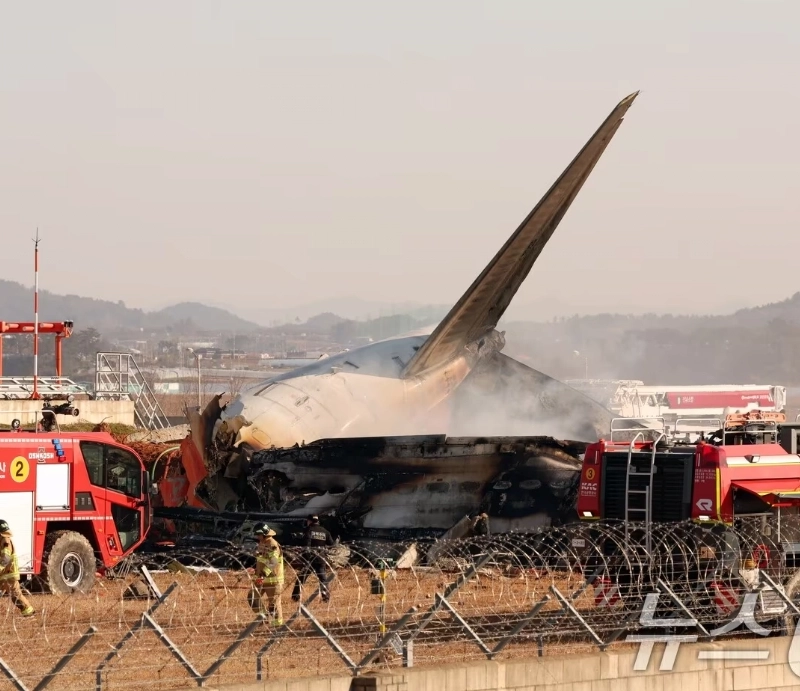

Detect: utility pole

[187,347,201,408]
[32,229,41,400]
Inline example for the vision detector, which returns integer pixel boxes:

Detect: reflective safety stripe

[261,548,284,585]
[0,546,18,581]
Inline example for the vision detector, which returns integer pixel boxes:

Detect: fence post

[406,552,494,643]
[299,604,357,671]
[490,594,552,659]
[0,658,28,691]
[201,615,266,683]
[356,607,418,673]
[550,585,605,649]
[402,640,414,668]
[95,581,180,691]
[256,591,319,681]
[34,626,97,691]
[141,614,203,682]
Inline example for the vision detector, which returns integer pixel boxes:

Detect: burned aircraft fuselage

[172,93,641,535]
[228,434,588,540]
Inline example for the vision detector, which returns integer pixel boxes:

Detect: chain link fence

[1,520,799,690]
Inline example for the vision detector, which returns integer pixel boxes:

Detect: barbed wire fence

[1,519,799,690]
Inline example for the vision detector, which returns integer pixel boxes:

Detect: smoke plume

[443,352,615,442]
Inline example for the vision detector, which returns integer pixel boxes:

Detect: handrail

[721,419,781,445]
[674,417,721,431]
[0,376,89,399]
[95,352,169,430]
[40,409,60,433]
[627,431,646,462]
[610,416,665,443]
[650,432,667,464]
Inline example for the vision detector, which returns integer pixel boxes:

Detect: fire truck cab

[0,428,152,594]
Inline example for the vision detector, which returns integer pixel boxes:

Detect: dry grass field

[0,561,635,691]
[1,526,793,691]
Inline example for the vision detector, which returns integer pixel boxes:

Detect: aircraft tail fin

[402,91,638,379]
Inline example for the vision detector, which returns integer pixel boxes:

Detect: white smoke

[442,354,613,442]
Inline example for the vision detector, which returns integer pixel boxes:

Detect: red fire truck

[0,424,152,594]
[574,412,800,621]
[577,411,800,527]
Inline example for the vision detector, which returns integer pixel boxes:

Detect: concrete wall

[0,399,135,426]
[214,635,800,691]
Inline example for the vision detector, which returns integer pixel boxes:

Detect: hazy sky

[1,1,798,321]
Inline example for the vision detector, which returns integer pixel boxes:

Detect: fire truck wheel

[42,531,97,595]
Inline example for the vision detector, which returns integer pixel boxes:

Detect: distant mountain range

[0,280,261,333]
[229,297,452,325]
[727,292,800,327]
[2,278,800,335]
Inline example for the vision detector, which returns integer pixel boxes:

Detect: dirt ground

[0,564,637,691]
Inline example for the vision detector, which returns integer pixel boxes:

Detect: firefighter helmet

[254,523,276,537]
[0,520,11,537]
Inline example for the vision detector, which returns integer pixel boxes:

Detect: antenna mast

[33,229,40,400]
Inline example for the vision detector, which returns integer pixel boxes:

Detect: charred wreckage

[149,92,644,548]
[157,393,593,545]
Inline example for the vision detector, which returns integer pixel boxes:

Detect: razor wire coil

[0,519,798,690]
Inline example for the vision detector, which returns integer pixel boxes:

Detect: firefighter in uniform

[472,513,490,537]
[0,520,35,617]
[252,524,284,626]
[291,515,334,603]
[465,512,490,558]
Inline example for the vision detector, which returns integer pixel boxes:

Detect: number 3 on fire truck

[11,456,29,483]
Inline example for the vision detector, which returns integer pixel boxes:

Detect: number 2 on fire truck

[11,457,29,483]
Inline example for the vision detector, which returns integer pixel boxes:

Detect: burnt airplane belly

[356,453,579,530]
[359,474,489,530]
[249,437,584,533]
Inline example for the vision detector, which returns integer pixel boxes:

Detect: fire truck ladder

[94,352,169,430]
[623,430,665,554]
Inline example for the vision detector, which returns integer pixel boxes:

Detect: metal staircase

[94,352,170,430]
